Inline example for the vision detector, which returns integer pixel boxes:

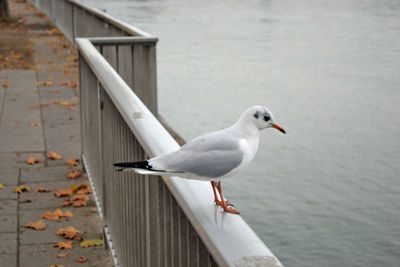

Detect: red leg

[211,181,220,203]
[217,182,239,214]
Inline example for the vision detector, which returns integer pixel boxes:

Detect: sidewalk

[0,1,113,266]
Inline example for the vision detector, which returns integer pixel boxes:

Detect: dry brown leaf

[2,83,10,88]
[49,151,62,160]
[24,220,46,230]
[36,81,53,86]
[81,212,90,216]
[66,158,80,166]
[0,183,5,189]
[29,122,40,127]
[62,201,72,207]
[54,241,73,250]
[79,239,103,248]
[91,208,97,213]
[35,187,51,192]
[55,225,81,239]
[76,257,87,263]
[57,253,68,258]
[41,211,60,221]
[54,189,73,197]
[67,106,77,111]
[26,158,40,165]
[14,185,32,193]
[67,171,82,179]
[22,198,34,203]
[72,199,87,207]
[62,116,73,121]
[63,210,74,217]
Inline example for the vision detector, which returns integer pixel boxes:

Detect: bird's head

[240,105,286,133]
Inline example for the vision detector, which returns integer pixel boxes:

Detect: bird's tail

[113,161,166,175]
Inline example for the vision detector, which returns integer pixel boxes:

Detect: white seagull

[114,105,286,214]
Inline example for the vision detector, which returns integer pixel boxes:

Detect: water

[80,0,400,266]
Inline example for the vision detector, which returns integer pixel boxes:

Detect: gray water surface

[80,0,400,266]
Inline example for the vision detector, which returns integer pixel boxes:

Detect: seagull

[114,105,285,214]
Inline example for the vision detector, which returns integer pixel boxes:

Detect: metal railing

[28,1,283,266]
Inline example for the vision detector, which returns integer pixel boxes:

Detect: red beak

[272,124,286,134]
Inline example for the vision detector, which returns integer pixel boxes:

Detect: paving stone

[0,168,19,186]
[41,104,80,125]
[0,200,17,215]
[44,123,80,142]
[20,207,102,245]
[19,180,94,211]
[20,243,113,267]
[0,215,18,233]
[0,233,17,254]
[0,254,17,267]
[0,185,18,200]
[0,152,45,169]
[21,166,83,184]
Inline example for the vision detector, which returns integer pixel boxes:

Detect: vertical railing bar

[116,45,119,73]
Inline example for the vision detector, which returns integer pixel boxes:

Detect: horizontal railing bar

[89,36,159,46]
[76,37,283,267]
[66,0,154,38]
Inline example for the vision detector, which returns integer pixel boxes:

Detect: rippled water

[80,0,400,266]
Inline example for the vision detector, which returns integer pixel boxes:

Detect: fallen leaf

[55,225,81,239]
[62,202,72,207]
[62,116,73,121]
[67,106,76,111]
[36,81,53,86]
[26,158,40,165]
[91,208,97,213]
[50,265,64,267]
[63,210,74,217]
[41,211,60,221]
[66,158,80,166]
[14,185,32,193]
[2,83,10,88]
[71,184,90,193]
[24,220,46,230]
[67,171,82,179]
[53,209,64,218]
[29,122,40,127]
[56,101,75,107]
[49,89,60,93]
[72,195,89,202]
[72,199,87,207]
[0,183,5,189]
[22,198,34,203]
[49,151,62,160]
[79,239,103,248]
[35,187,51,192]
[76,257,87,263]
[54,241,73,250]
[54,189,73,197]
[81,212,90,216]
[57,253,68,258]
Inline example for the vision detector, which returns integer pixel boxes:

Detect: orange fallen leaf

[63,210,74,217]
[81,212,90,216]
[53,209,64,218]
[26,158,40,165]
[41,211,60,221]
[2,83,10,88]
[72,199,87,207]
[14,185,32,193]
[22,198,34,203]
[35,81,53,86]
[66,158,80,166]
[76,257,87,263]
[54,241,73,250]
[29,122,40,127]
[67,106,77,111]
[54,189,73,197]
[24,220,46,230]
[71,184,89,193]
[62,201,72,207]
[49,151,62,160]
[0,183,5,189]
[35,187,51,192]
[67,171,82,179]
[55,225,81,239]
[57,253,68,258]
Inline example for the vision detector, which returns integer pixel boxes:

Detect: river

[79,0,400,266]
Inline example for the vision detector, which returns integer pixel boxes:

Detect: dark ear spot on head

[254,112,259,119]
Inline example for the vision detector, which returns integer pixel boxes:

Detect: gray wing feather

[150,130,243,178]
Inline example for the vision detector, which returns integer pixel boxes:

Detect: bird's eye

[264,115,270,122]
[254,112,259,119]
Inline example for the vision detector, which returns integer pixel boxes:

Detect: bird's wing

[150,130,244,178]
